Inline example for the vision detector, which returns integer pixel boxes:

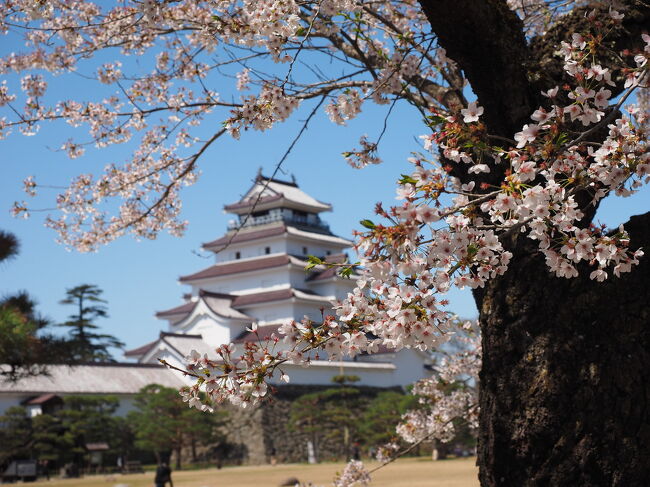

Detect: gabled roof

[155,301,195,318]
[0,363,185,394]
[127,332,217,363]
[201,224,353,252]
[203,224,288,250]
[232,287,333,307]
[22,393,61,405]
[285,226,353,247]
[124,339,159,357]
[158,332,215,359]
[199,290,253,320]
[179,254,305,283]
[224,174,332,215]
[155,291,252,324]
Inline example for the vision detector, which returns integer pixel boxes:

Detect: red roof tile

[231,288,326,307]
[124,339,158,357]
[155,300,196,317]
[24,393,60,405]
[231,289,293,306]
[203,225,287,249]
[224,194,283,211]
[179,254,292,282]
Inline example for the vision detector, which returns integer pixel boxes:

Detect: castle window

[235,251,241,259]
[302,246,308,255]
[265,246,271,255]
[326,250,331,256]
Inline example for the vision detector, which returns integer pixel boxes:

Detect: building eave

[179,254,302,283]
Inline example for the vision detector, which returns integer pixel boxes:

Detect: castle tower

[125,174,431,388]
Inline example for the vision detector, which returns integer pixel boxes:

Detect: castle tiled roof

[179,254,306,283]
[124,339,159,357]
[155,291,252,322]
[125,332,217,362]
[224,175,332,214]
[155,301,196,317]
[159,333,215,359]
[232,288,332,307]
[202,224,353,252]
[203,224,288,250]
[0,363,185,394]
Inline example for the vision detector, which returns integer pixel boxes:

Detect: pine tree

[0,231,75,380]
[59,284,124,362]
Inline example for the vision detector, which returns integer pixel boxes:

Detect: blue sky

[1,93,486,356]
[1,32,648,358]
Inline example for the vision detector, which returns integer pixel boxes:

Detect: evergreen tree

[0,230,19,264]
[358,391,417,448]
[59,284,124,362]
[128,384,226,469]
[289,376,367,461]
[0,231,75,380]
[0,406,32,467]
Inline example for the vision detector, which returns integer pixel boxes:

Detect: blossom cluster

[2,0,456,250]
[174,7,649,417]
[396,323,479,446]
[2,4,648,464]
[332,460,371,487]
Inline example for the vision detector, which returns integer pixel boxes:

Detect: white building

[0,363,185,416]
[125,173,432,388]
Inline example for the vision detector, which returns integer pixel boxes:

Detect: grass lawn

[27,457,478,487]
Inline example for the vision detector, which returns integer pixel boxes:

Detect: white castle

[0,173,432,418]
[125,173,432,387]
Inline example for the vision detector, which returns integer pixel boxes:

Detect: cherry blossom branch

[562,71,647,151]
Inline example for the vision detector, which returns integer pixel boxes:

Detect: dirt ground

[26,457,478,487]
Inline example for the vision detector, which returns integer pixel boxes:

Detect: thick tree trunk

[414,1,650,484]
[474,211,650,486]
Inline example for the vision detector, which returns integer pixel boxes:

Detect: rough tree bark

[417,0,650,485]
[477,212,650,487]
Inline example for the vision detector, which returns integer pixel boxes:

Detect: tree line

[0,384,227,474]
[0,229,124,378]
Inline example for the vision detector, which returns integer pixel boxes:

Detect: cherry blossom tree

[2,0,650,485]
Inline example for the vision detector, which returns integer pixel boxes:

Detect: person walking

[154,462,173,487]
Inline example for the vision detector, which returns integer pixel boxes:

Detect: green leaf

[427,115,447,126]
[295,27,307,37]
[305,255,323,271]
[359,219,376,229]
[340,266,353,278]
[398,174,418,185]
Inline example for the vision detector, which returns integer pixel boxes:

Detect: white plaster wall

[286,241,340,259]
[240,301,329,324]
[213,235,346,264]
[217,237,288,263]
[390,349,431,385]
[179,312,232,347]
[289,268,310,288]
[294,302,333,322]
[0,393,141,417]
[141,346,188,377]
[306,279,357,301]
[0,394,28,415]
[191,267,291,295]
[240,301,296,324]
[274,363,404,388]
